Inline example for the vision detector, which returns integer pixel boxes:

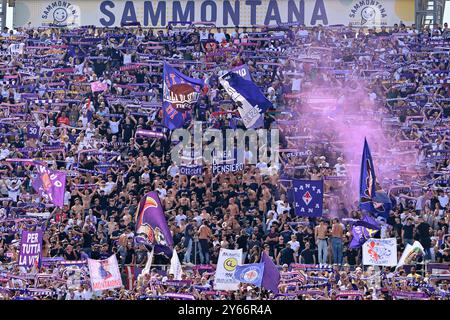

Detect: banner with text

[87,255,123,291]
[14,0,415,28]
[214,248,243,291]
[18,230,43,268]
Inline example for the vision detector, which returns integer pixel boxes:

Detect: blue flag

[359,138,391,220]
[163,63,204,130]
[219,72,272,129]
[233,263,264,287]
[231,64,252,81]
[261,252,280,293]
[293,179,323,217]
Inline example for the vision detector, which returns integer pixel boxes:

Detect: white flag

[169,251,183,280]
[141,249,154,275]
[362,238,397,266]
[396,241,424,269]
[87,254,122,291]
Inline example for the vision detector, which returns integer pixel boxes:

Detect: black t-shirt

[135,249,147,265]
[417,222,430,238]
[122,123,134,140]
[90,250,101,260]
[300,248,315,264]
[124,248,135,264]
[402,224,414,239]
[50,247,64,257]
[83,232,93,248]
[279,247,295,265]
[346,248,358,265]
[236,235,248,251]
[64,250,79,261]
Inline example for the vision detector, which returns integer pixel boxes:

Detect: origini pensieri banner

[13,0,415,28]
[214,248,243,291]
[87,255,123,291]
[362,238,397,266]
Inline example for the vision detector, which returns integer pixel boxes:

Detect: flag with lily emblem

[293,179,323,217]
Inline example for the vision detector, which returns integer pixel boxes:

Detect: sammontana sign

[14,0,414,28]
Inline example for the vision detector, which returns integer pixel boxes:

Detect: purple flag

[135,191,173,256]
[355,214,381,230]
[18,230,43,268]
[261,251,280,293]
[349,225,379,249]
[32,162,66,208]
[26,123,40,139]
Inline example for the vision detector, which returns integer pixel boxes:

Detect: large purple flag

[18,230,43,268]
[355,214,381,230]
[32,162,66,208]
[349,225,379,249]
[261,251,280,293]
[135,191,173,256]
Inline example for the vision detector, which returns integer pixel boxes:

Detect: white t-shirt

[0,147,10,160]
[214,32,226,43]
[438,195,449,209]
[8,43,25,55]
[75,62,84,75]
[168,165,179,177]
[102,181,116,195]
[292,78,301,91]
[140,172,150,184]
[334,163,347,176]
[7,185,20,202]
[123,53,132,65]
[193,215,203,227]
[288,240,300,252]
[156,187,167,199]
[199,31,209,41]
[275,200,291,216]
[64,190,71,206]
[175,214,187,227]
[109,120,120,134]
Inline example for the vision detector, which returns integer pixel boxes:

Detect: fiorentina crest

[293,179,323,217]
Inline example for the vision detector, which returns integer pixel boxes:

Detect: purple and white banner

[212,163,245,175]
[18,230,43,268]
[179,165,203,176]
[26,123,40,139]
[88,255,122,291]
[135,128,166,140]
[32,162,66,208]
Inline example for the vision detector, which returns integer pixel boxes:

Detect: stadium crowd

[0,21,449,300]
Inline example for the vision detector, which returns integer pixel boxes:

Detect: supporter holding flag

[162,62,204,130]
[219,71,272,129]
[359,138,392,221]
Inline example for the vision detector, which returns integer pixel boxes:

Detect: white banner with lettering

[14,0,415,28]
[88,255,123,291]
[214,248,243,291]
[362,238,397,267]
